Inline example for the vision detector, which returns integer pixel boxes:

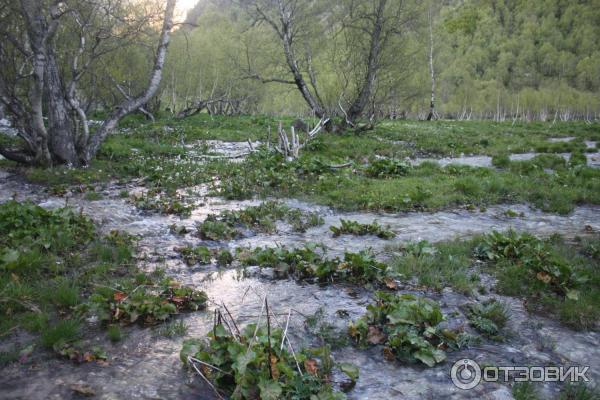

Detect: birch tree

[0,0,176,166]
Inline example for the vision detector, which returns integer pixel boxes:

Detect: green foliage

[180,322,348,399]
[176,246,212,266]
[465,300,510,340]
[364,159,411,178]
[475,230,586,296]
[87,280,207,325]
[41,320,81,349]
[236,245,387,284]
[131,190,194,217]
[492,154,510,168]
[156,320,189,338]
[512,382,539,400]
[197,201,324,240]
[216,249,234,266]
[330,219,395,239]
[198,216,238,241]
[392,240,474,294]
[558,383,600,400]
[348,292,456,367]
[475,231,600,329]
[53,342,108,364]
[107,325,122,342]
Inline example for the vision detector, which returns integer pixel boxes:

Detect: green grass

[512,382,539,400]
[40,320,81,349]
[156,320,189,338]
[559,383,600,400]
[390,240,475,294]
[465,299,510,340]
[106,325,122,342]
[4,116,599,215]
[0,201,206,360]
[476,232,600,330]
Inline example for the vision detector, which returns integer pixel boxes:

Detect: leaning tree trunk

[0,0,176,167]
[346,0,387,125]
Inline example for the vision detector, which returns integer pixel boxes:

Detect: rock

[70,383,96,397]
[485,385,514,400]
[392,381,429,399]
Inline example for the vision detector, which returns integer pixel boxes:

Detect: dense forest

[163,0,600,120]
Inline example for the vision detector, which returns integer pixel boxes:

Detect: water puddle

[1,170,599,399]
[410,152,600,168]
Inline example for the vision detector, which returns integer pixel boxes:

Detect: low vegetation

[6,116,599,217]
[0,201,207,362]
[348,292,460,367]
[475,231,599,330]
[330,219,395,239]
[175,245,234,267]
[390,240,475,294]
[236,245,388,285]
[197,201,324,240]
[180,321,352,399]
[465,299,510,341]
[130,189,195,217]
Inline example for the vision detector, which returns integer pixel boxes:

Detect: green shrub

[349,292,457,367]
[364,159,410,178]
[330,219,395,239]
[465,299,510,340]
[87,281,207,325]
[180,322,351,399]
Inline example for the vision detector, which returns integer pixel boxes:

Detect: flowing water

[1,164,599,399]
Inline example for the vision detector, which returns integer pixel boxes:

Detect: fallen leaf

[536,272,552,284]
[367,326,386,345]
[70,383,95,397]
[270,354,280,380]
[113,292,127,302]
[304,359,318,376]
[384,277,398,290]
[383,346,395,361]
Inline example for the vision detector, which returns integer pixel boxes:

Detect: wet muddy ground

[1,142,599,399]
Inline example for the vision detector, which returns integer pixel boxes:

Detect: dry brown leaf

[70,383,95,397]
[367,326,386,345]
[536,272,552,284]
[383,346,395,361]
[270,354,280,380]
[384,277,398,290]
[304,359,319,376]
[113,292,126,302]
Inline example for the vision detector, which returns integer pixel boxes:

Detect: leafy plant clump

[130,189,195,217]
[236,245,388,284]
[86,280,207,325]
[348,292,458,367]
[180,322,351,399]
[197,201,324,240]
[364,158,411,178]
[474,230,586,299]
[176,245,234,266]
[330,219,395,239]
[465,299,510,340]
[176,245,212,265]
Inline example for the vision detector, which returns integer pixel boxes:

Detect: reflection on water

[0,170,599,399]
